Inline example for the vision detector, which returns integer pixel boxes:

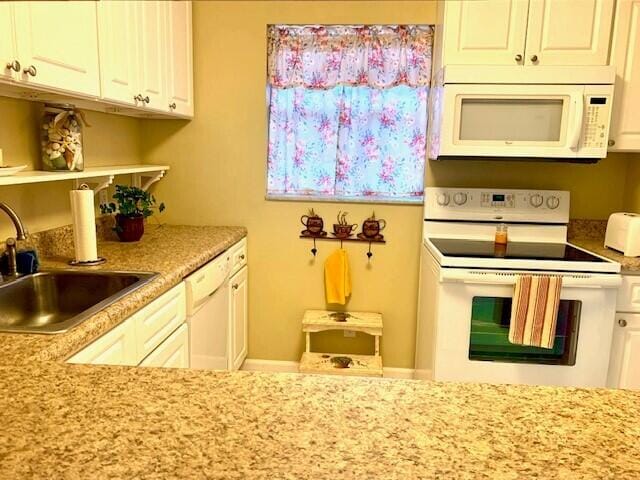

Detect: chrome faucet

[0,202,27,278]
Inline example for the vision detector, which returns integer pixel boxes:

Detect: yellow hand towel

[324,248,351,305]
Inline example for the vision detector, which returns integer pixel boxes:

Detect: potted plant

[100,185,165,242]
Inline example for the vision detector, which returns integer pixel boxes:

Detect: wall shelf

[0,164,170,190]
[299,235,385,244]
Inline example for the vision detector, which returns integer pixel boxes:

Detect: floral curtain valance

[267,25,434,89]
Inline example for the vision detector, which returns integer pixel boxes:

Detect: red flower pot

[115,214,145,242]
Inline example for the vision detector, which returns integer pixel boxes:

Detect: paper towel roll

[70,186,98,262]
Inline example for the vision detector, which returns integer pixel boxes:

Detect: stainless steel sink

[0,270,158,334]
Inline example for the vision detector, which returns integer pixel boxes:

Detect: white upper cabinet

[136,0,168,111]
[608,0,640,151]
[525,0,614,66]
[0,3,17,82]
[166,1,194,117]
[97,1,138,105]
[13,1,100,96]
[441,0,614,67]
[442,0,529,66]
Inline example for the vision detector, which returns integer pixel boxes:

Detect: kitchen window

[266,25,433,204]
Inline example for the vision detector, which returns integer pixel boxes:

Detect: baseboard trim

[241,358,416,379]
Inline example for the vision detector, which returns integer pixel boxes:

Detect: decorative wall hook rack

[299,209,386,260]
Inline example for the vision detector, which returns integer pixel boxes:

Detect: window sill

[266,194,423,206]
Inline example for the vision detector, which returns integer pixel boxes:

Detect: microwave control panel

[582,95,612,149]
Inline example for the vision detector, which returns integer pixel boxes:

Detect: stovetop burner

[429,238,607,263]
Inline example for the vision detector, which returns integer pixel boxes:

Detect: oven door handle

[440,271,621,289]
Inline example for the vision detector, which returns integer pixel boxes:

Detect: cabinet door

[525,0,614,66]
[442,0,529,66]
[0,3,17,82]
[166,1,193,117]
[136,0,167,111]
[140,323,189,368]
[229,266,248,371]
[609,0,640,151]
[67,320,137,366]
[97,0,138,105]
[608,313,640,390]
[13,1,100,96]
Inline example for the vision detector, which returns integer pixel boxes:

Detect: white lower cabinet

[68,283,188,369]
[68,318,137,366]
[608,313,640,390]
[229,265,248,371]
[140,323,189,368]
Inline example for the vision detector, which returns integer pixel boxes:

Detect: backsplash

[567,219,608,240]
[9,215,117,258]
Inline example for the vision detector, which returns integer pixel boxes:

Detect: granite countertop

[1,222,640,478]
[0,224,247,364]
[1,363,639,479]
[571,237,640,274]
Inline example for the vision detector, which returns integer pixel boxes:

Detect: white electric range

[415,187,621,388]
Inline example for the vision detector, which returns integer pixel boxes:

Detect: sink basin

[0,270,158,334]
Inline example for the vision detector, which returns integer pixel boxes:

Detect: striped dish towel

[508,275,563,349]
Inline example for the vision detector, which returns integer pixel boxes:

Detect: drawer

[67,319,137,366]
[184,253,230,314]
[140,323,189,368]
[617,275,640,313]
[132,283,186,361]
[229,238,247,275]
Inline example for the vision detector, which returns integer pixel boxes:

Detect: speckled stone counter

[1,363,639,479]
[568,219,640,274]
[0,224,247,364]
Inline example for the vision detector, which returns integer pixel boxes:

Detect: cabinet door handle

[239,254,245,260]
[514,54,523,62]
[23,65,37,76]
[608,139,616,147]
[169,102,177,109]
[5,60,20,72]
[618,318,628,327]
[143,96,150,104]
[134,94,143,102]
[232,283,239,290]
[530,54,538,63]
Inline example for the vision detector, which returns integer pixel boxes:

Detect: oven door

[438,84,585,159]
[434,268,621,387]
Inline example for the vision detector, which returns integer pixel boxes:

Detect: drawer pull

[232,283,239,290]
[23,65,37,77]
[239,254,245,260]
[618,318,628,327]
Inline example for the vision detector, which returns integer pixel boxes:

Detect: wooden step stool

[299,310,383,377]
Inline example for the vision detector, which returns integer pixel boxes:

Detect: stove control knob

[436,193,450,206]
[453,192,468,205]
[546,195,560,210]
[529,194,544,208]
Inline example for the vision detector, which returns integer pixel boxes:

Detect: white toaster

[605,213,640,256]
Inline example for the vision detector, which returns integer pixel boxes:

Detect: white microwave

[428,83,614,161]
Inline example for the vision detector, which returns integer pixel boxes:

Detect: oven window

[459,98,563,142]
[468,297,580,365]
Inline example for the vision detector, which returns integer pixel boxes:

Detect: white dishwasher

[184,252,231,370]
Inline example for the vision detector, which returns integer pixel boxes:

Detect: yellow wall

[0,96,142,239]
[141,1,634,368]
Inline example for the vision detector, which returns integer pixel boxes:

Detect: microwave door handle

[569,94,584,151]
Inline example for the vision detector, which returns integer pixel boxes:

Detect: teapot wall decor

[298,209,387,260]
[358,212,386,241]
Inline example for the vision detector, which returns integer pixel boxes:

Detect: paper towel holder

[68,184,107,267]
